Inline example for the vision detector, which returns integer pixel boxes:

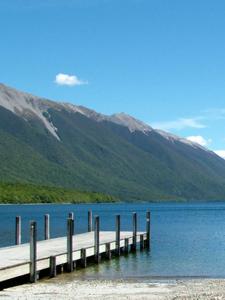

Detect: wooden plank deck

[0,231,146,283]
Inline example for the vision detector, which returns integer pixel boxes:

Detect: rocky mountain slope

[0,83,225,200]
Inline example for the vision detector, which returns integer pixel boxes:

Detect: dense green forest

[0,183,117,204]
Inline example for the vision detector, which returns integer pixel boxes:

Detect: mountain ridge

[0,83,213,151]
[0,82,225,201]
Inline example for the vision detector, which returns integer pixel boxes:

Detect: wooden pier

[0,211,151,288]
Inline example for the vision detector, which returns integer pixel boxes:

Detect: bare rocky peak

[62,104,107,122]
[108,113,153,134]
[59,103,88,116]
[0,83,60,140]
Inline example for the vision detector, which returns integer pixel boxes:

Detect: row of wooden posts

[15,211,94,245]
[15,211,151,283]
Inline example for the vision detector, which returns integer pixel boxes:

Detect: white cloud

[186,135,212,147]
[55,73,88,86]
[214,150,225,160]
[152,118,206,131]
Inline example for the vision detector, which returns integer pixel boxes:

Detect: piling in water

[88,210,92,232]
[30,221,37,283]
[131,212,137,251]
[81,248,87,268]
[94,216,100,263]
[146,211,151,249]
[44,214,50,240]
[67,218,74,272]
[116,215,121,256]
[15,216,21,245]
[49,256,56,278]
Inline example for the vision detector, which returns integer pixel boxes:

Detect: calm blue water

[1,202,225,279]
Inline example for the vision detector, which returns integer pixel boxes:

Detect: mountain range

[1,83,225,201]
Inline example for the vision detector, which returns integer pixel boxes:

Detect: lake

[1,202,225,279]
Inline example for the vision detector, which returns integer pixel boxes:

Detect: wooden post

[146,211,151,249]
[68,212,74,235]
[131,212,137,251]
[81,248,87,268]
[88,210,92,232]
[44,214,50,240]
[106,242,111,260]
[67,218,74,272]
[49,256,57,277]
[30,221,37,283]
[15,216,21,245]
[94,216,100,263]
[116,215,121,256]
[140,234,144,250]
[69,212,74,220]
[124,238,129,254]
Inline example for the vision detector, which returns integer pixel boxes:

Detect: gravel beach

[1,278,225,299]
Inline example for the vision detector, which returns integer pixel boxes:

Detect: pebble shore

[1,278,225,299]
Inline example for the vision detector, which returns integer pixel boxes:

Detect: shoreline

[2,199,225,205]
[2,277,225,299]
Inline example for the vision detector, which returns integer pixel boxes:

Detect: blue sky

[0,0,225,156]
